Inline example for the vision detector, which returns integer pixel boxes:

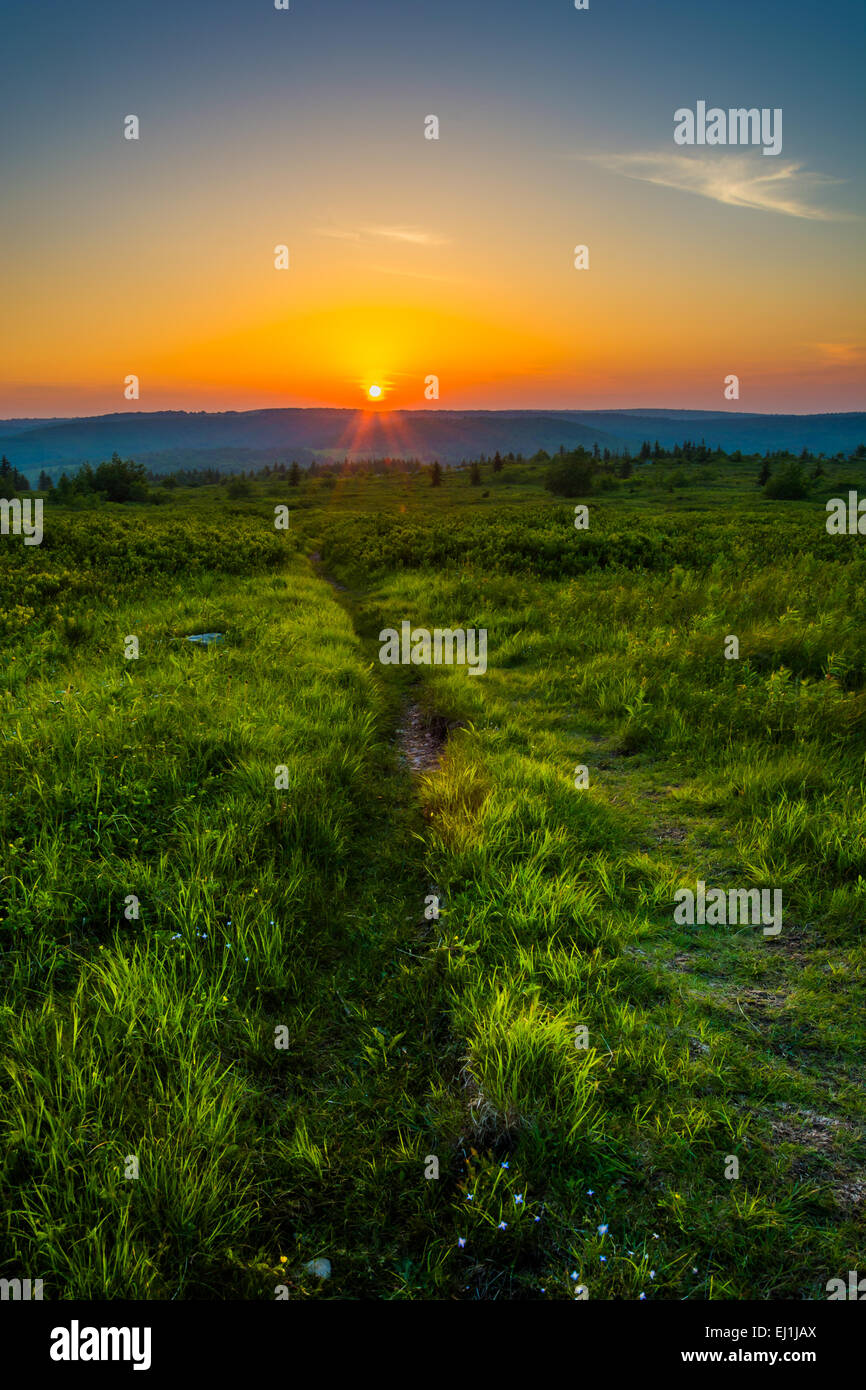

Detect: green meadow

[1,454,864,1299]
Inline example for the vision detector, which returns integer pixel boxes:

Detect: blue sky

[1,0,863,413]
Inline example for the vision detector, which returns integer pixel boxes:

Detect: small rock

[304,1258,331,1279]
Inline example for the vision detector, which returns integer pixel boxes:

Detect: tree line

[3,440,864,502]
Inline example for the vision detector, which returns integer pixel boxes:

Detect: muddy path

[396,705,455,774]
[308,550,459,776]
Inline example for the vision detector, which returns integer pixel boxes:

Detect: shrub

[545,449,595,497]
[226,476,253,498]
[764,462,809,500]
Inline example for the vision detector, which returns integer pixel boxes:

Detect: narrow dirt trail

[310,548,455,774]
[262,554,468,1296]
[397,705,453,774]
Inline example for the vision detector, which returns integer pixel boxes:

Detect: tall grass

[2,465,863,1298]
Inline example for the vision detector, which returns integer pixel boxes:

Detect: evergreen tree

[430,461,442,487]
[492,450,503,473]
[76,463,96,494]
[289,461,301,486]
[93,453,148,501]
[469,460,481,485]
[758,459,772,486]
[38,470,54,490]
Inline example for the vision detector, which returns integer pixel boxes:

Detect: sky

[1,0,864,417]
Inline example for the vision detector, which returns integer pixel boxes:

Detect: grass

[1,456,864,1298]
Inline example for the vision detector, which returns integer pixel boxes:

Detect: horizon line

[4,405,866,425]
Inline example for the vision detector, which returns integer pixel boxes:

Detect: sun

[367,384,382,400]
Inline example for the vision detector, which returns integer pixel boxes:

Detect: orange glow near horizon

[4,256,864,416]
[3,156,865,416]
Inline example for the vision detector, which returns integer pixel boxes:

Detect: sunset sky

[2,0,864,416]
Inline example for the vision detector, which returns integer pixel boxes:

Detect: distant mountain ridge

[2,408,864,480]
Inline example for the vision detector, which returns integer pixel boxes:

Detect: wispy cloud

[813,341,866,365]
[590,151,851,221]
[315,224,449,245]
[315,228,362,241]
[362,224,449,245]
